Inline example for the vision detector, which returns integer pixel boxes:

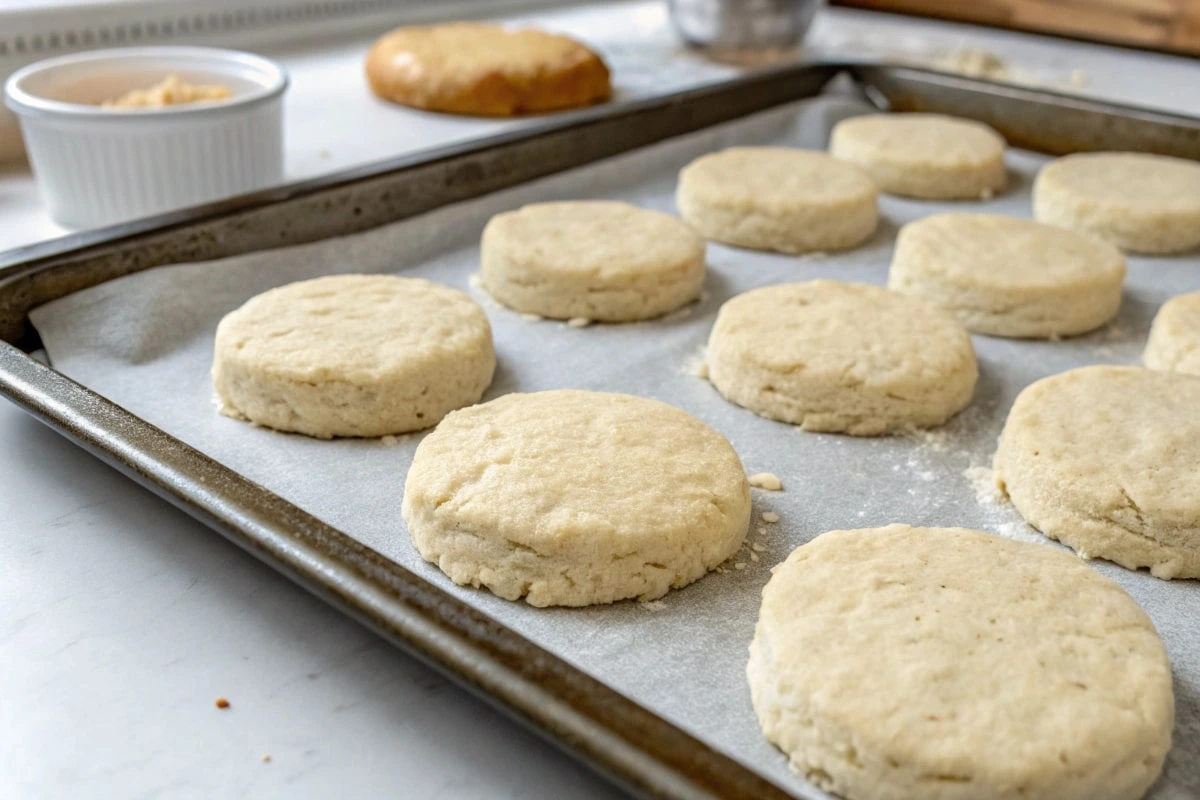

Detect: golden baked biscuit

[365,23,611,116]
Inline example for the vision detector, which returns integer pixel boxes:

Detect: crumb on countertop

[215,697,231,709]
[761,511,780,524]
[748,472,783,491]
[566,317,592,328]
[261,754,272,763]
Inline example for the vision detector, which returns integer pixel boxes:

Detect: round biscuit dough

[706,280,977,435]
[829,113,1007,200]
[675,147,879,254]
[480,201,706,321]
[889,213,1126,338]
[748,524,1174,800]
[401,390,751,606]
[365,23,611,116]
[1145,291,1200,375]
[994,365,1200,579]
[1033,152,1200,254]
[212,275,495,438]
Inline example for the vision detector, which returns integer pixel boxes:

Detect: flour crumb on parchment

[748,472,783,491]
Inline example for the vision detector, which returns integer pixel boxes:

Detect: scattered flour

[519,312,543,322]
[639,600,668,612]
[907,426,954,453]
[1100,321,1131,342]
[380,433,416,447]
[1092,321,1136,358]
[466,273,500,308]
[992,520,1045,545]
[903,454,937,482]
[662,305,694,322]
[962,465,1044,545]
[681,345,710,380]
[964,465,1004,506]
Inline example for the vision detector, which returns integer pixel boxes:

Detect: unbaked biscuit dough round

[1033,152,1200,254]
[676,147,879,254]
[1145,291,1200,375]
[829,113,1007,200]
[402,390,751,606]
[994,365,1200,579]
[748,524,1174,800]
[706,280,977,435]
[212,275,494,438]
[889,213,1126,338]
[480,201,706,321]
[365,23,611,116]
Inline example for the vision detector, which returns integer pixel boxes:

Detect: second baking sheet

[29,94,1200,799]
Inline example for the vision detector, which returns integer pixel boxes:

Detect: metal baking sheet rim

[2,62,1199,800]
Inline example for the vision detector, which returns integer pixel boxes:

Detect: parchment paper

[30,95,1200,799]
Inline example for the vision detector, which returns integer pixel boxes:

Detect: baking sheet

[28,94,1200,799]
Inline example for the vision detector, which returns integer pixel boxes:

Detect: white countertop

[3,4,1198,798]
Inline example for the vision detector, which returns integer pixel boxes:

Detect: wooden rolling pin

[830,0,1200,56]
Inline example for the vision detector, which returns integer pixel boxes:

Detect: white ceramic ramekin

[4,46,287,229]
